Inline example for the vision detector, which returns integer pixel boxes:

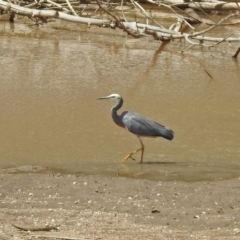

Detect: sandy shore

[0,165,240,240]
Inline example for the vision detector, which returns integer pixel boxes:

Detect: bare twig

[232,46,240,58]
[131,0,163,28]
[12,224,59,232]
[158,2,195,30]
[31,235,81,240]
[120,0,127,22]
[190,11,239,37]
[65,0,78,16]
[188,1,240,11]
[95,0,140,37]
[45,0,70,13]
[181,44,194,52]
[208,33,233,48]
[188,0,217,24]
[170,17,184,32]
[204,69,213,78]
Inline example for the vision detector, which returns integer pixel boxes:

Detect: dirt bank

[0,165,240,240]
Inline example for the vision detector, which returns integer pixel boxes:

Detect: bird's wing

[122,111,174,140]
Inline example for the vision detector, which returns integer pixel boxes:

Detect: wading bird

[98,94,174,163]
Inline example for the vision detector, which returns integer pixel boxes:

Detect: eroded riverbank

[0,165,240,239]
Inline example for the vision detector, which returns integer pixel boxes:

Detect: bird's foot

[130,156,136,161]
[121,154,136,162]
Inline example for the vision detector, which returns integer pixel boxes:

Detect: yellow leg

[139,138,144,163]
[122,138,145,163]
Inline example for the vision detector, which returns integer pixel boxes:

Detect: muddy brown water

[0,19,240,181]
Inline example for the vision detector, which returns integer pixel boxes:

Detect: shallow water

[0,19,240,181]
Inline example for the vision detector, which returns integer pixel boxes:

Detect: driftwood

[0,0,110,26]
[0,0,240,55]
[152,0,240,11]
[188,2,240,11]
[12,223,59,232]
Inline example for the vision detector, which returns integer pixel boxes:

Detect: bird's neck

[111,98,124,126]
[111,97,123,115]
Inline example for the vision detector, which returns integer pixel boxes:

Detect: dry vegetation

[1,0,240,56]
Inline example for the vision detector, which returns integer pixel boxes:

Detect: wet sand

[0,165,240,239]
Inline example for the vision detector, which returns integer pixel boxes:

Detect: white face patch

[108,93,121,99]
[98,93,121,101]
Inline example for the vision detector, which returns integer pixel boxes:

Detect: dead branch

[95,0,140,37]
[204,69,213,78]
[30,235,82,240]
[65,0,78,16]
[130,0,164,28]
[208,33,234,47]
[1,0,240,53]
[0,0,110,26]
[122,11,240,44]
[232,46,240,58]
[12,224,59,232]
[159,2,195,30]
[188,2,240,11]
[152,0,240,11]
[43,0,70,13]
[190,11,239,37]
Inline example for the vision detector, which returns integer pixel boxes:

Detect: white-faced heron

[98,93,174,163]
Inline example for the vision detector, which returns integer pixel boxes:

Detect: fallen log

[0,0,110,26]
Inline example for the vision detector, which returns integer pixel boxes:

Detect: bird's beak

[97,96,110,100]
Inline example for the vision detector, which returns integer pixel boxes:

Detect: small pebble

[151,209,160,213]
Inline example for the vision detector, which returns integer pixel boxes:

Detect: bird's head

[98,93,122,100]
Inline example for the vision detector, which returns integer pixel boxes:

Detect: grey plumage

[98,93,174,163]
[120,111,174,140]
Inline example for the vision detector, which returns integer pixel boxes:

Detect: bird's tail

[162,127,174,140]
